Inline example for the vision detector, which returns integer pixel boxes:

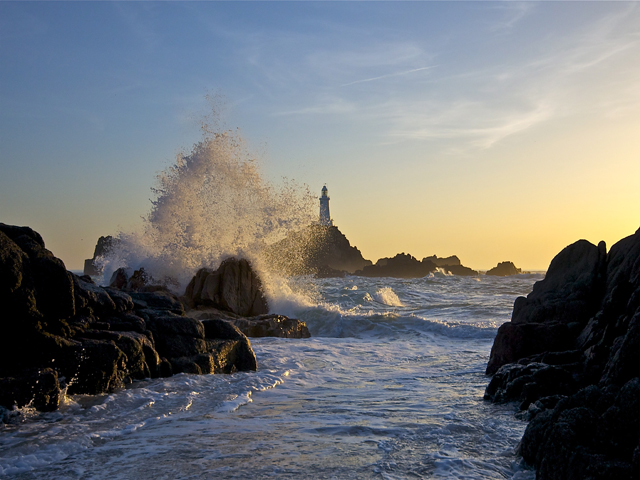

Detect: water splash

[373,287,404,307]
[98,113,316,292]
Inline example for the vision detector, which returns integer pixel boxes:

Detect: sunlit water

[0,274,542,479]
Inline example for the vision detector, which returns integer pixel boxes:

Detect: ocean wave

[293,304,499,340]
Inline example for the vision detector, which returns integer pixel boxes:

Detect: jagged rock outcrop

[263,224,372,276]
[83,235,119,276]
[486,261,522,276]
[0,224,258,418]
[184,258,269,316]
[484,228,640,479]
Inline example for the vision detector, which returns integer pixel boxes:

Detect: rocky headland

[0,224,309,422]
[484,228,640,479]
[263,224,372,277]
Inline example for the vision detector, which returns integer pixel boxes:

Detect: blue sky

[2,2,640,270]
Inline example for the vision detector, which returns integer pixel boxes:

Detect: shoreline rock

[0,224,266,419]
[484,228,640,479]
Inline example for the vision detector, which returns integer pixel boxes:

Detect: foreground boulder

[0,224,259,419]
[486,239,607,374]
[184,258,268,316]
[484,227,640,478]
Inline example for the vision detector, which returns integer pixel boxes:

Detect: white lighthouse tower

[319,185,333,226]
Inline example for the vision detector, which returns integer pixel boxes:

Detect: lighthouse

[319,185,333,226]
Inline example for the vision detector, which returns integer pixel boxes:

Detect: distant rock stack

[83,235,119,276]
[485,261,522,276]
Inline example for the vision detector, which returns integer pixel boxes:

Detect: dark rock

[83,235,118,276]
[0,230,39,323]
[441,264,479,276]
[486,239,607,374]
[486,322,573,374]
[184,258,268,316]
[126,268,149,291]
[200,317,246,340]
[0,223,45,248]
[129,291,185,315]
[205,337,257,373]
[485,228,640,479]
[0,368,61,412]
[67,339,127,395]
[109,267,129,289]
[144,313,207,359]
[511,239,607,326]
[0,223,263,419]
[196,310,311,338]
[486,261,522,276]
[356,253,436,278]
[102,287,135,313]
[78,330,159,380]
[72,274,117,316]
[229,314,311,338]
[422,255,461,267]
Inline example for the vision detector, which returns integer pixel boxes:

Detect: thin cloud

[340,66,438,87]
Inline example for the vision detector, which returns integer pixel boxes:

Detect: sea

[0,272,542,480]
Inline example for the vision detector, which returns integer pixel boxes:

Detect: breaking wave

[97,109,316,292]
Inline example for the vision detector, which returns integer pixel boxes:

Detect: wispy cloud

[340,66,437,87]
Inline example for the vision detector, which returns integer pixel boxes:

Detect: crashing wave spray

[99,113,317,292]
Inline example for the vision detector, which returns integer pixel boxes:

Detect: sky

[1,1,640,271]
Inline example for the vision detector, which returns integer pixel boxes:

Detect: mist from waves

[96,119,317,293]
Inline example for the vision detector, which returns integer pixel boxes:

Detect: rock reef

[355,253,437,278]
[355,253,478,278]
[484,229,640,479]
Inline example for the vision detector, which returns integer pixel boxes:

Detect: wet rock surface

[184,258,268,316]
[485,228,640,479]
[0,224,261,418]
[193,308,311,339]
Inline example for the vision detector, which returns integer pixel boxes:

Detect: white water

[96,126,317,289]
[0,274,541,479]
